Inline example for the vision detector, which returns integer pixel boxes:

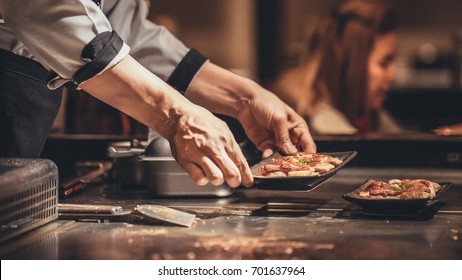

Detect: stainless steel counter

[1,167,461,259]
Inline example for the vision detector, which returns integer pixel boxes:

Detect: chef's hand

[169,104,253,188]
[236,82,316,158]
[185,62,316,159]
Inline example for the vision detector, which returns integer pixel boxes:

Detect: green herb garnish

[390,183,402,190]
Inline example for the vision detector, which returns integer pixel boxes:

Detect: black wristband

[167,48,208,94]
[73,30,124,85]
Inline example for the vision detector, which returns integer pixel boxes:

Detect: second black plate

[342,180,453,216]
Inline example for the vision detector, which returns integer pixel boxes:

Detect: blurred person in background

[270,0,402,135]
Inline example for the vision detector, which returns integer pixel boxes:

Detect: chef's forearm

[184,62,257,118]
[79,55,191,139]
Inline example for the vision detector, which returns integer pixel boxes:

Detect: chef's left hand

[185,62,316,159]
[235,81,316,158]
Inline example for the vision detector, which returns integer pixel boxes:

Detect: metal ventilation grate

[0,159,59,244]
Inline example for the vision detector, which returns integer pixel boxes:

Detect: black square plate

[342,180,453,216]
[251,151,357,190]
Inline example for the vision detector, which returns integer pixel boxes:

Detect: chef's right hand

[168,105,253,188]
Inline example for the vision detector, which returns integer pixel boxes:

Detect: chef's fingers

[211,155,241,188]
[198,156,225,186]
[205,144,244,188]
[299,132,317,153]
[262,148,274,159]
[254,137,276,159]
[183,162,209,186]
[224,143,253,187]
[271,118,298,155]
[292,125,317,153]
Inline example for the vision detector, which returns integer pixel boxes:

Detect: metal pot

[140,137,234,197]
[107,139,146,186]
[107,137,235,197]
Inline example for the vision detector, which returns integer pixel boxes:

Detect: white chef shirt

[0,0,195,90]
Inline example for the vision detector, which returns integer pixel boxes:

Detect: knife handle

[58,203,123,214]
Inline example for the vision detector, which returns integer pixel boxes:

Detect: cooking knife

[58,203,196,227]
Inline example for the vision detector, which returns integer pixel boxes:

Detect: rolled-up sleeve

[0,0,130,89]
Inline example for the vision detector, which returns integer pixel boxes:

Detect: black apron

[0,49,63,157]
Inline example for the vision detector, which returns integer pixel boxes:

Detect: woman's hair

[272,0,396,131]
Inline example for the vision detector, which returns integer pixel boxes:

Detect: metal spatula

[58,203,196,227]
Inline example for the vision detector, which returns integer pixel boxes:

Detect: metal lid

[144,136,172,157]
